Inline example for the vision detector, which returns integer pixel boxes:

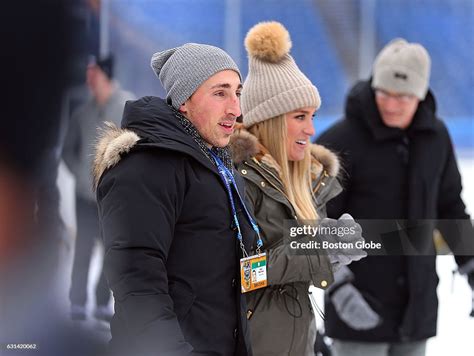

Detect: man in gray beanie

[92,43,255,355]
[317,38,474,356]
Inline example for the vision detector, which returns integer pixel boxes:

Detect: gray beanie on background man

[241,21,321,128]
[371,38,431,100]
[150,43,241,109]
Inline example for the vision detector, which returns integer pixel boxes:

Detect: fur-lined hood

[92,122,140,190]
[229,123,340,179]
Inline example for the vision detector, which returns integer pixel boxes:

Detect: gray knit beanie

[241,21,321,128]
[372,38,431,100]
[151,43,241,109]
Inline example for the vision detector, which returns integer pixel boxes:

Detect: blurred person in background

[63,54,135,322]
[230,21,366,356]
[0,1,107,355]
[317,38,474,356]
[0,0,70,314]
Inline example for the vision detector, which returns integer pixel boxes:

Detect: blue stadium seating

[109,0,473,148]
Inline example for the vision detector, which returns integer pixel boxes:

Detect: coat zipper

[313,170,329,195]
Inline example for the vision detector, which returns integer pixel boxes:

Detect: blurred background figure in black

[0,1,107,355]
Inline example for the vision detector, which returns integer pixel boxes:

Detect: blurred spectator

[317,39,474,356]
[0,0,70,292]
[63,54,135,322]
[0,1,107,355]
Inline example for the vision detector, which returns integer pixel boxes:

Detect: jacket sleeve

[97,149,194,355]
[435,129,474,267]
[244,180,333,289]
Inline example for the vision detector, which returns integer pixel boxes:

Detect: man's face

[86,65,99,90]
[86,64,109,98]
[179,70,242,148]
[375,88,420,129]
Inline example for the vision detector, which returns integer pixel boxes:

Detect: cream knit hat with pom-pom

[241,21,321,128]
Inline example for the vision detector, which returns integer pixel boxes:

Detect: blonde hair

[248,115,318,220]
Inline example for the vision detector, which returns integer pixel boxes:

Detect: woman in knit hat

[230,21,366,355]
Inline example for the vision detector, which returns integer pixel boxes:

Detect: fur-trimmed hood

[92,122,140,190]
[229,123,340,179]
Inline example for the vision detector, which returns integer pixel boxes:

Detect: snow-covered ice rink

[428,151,474,356]
[57,151,474,355]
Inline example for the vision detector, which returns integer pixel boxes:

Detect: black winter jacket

[93,97,255,355]
[316,81,473,342]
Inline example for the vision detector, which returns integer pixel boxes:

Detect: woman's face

[285,107,316,161]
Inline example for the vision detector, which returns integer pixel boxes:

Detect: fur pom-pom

[244,21,292,63]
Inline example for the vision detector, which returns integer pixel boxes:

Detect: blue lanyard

[209,151,263,256]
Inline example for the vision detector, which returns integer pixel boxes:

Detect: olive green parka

[230,125,342,356]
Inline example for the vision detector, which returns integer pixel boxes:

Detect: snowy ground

[429,152,474,356]
[57,153,474,355]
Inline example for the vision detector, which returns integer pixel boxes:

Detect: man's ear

[179,101,187,114]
